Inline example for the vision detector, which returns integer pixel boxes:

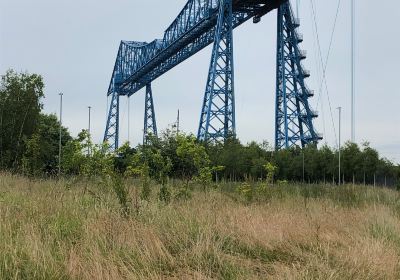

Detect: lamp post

[88,106,92,155]
[127,97,130,144]
[302,150,305,183]
[58,92,63,176]
[88,106,92,135]
[177,109,180,136]
[337,107,342,185]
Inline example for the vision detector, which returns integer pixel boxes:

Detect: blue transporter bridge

[103,0,322,151]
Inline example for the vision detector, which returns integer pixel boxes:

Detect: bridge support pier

[104,91,120,151]
[198,0,235,142]
[275,2,321,149]
[143,83,158,144]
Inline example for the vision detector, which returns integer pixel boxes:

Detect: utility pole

[296,0,300,18]
[88,106,92,155]
[58,92,63,176]
[302,150,305,184]
[88,106,92,136]
[337,107,342,185]
[177,109,180,136]
[127,97,131,144]
[351,0,355,142]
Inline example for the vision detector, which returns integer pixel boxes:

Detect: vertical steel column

[103,90,120,151]
[197,0,235,142]
[275,2,321,149]
[143,83,158,144]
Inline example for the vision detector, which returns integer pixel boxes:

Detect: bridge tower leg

[275,2,321,149]
[143,83,158,144]
[198,0,235,142]
[104,91,120,151]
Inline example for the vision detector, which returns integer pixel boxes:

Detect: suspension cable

[310,13,327,142]
[313,0,342,146]
[318,0,342,96]
[312,3,326,143]
[309,0,341,147]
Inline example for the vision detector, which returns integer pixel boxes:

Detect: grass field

[1,173,400,279]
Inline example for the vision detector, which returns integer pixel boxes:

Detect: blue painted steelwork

[275,2,322,149]
[104,0,321,150]
[143,83,158,143]
[103,85,119,151]
[198,0,235,141]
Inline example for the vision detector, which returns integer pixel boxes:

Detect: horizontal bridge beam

[108,0,286,97]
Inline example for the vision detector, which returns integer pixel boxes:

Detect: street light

[127,97,130,144]
[58,92,63,176]
[302,150,305,183]
[88,106,92,135]
[88,106,92,155]
[337,107,342,185]
[177,109,180,136]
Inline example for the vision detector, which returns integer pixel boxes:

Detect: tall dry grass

[0,172,400,279]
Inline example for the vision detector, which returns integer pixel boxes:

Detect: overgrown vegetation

[0,70,71,175]
[1,173,400,279]
[1,66,400,279]
[1,70,399,188]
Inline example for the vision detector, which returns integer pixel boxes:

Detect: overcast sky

[0,0,399,163]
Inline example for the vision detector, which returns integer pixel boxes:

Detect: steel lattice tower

[198,0,235,142]
[275,2,321,149]
[143,83,158,143]
[104,87,120,151]
[103,0,322,151]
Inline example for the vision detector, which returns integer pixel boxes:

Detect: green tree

[317,145,335,183]
[342,142,362,183]
[0,70,44,169]
[176,134,210,182]
[62,130,88,175]
[360,142,379,184]
[274,148,298,181]
[396,166,400,190]
[114,142,136,173]
[264,162,277,184]
[215,138,245,181]
[62,130,114,180]
[244,142,270,180]
[22,114,71,175]
[303,145,320,182]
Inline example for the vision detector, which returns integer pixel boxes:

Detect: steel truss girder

[198,0,235,142]
[103,0,323,151]
[143,83,158,143]
[104,1,284,151]
[107,0,284,97]
[275,2,322,149]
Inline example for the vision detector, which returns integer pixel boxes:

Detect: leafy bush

[159,184,171,204]
[236,182,253,202]
[112,176,130,217]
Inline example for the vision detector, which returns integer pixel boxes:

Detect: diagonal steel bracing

[143,83,158,144]
[103,90,120,151]
[198,0,235,142]
[275,2,322,149]
[103,0,321,151]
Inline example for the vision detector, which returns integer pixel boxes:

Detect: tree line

[1,70,399,188]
